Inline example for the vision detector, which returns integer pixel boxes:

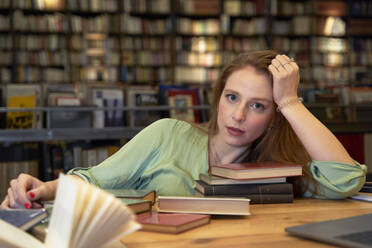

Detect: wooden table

[122,198,372,248]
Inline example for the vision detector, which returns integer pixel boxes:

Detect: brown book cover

[136,211,210,234]
[210,162,302,180]
[193,0,219,15]
[119,199,152,214]
[314,0,346,16]
[199,173,286,185]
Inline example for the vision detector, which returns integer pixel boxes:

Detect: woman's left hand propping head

[268,54,300,106]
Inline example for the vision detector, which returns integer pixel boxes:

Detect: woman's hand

[268,54,300,106]
[1,174,57,209]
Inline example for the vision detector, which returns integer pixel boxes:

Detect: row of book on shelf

[3,12,372,36]
[2,48,372,69]
[6,0,372,18]
[2,82,372,129]
[0,83,212,129]
[2,35,371,54]
[6,15,365,37]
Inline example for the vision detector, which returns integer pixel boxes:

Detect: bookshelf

[0,0,371,197]
[0,0,371,138]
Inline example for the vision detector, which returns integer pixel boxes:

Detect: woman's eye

[251,102,265,110]
[226,94,237,102]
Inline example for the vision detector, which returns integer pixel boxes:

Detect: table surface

[121,197,372,248]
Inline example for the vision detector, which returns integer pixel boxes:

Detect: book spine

[199,181,293,195]
[194,189,293,204]
[248,194,294,204]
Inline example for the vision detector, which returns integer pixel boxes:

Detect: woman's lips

[226,126,244,136]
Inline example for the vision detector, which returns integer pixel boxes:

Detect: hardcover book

[195,180,293,195]
[104,189,156,205]
[168,89,200,123]
[0,175,140,248]
[119,198,152,214]
[158,196,250,216]
[0,209,48,231]
[199,173,286,185]
[194,190,294,204]
[210,162,302,180]
[136,211,210,234]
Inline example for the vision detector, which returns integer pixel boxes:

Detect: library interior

[0,0,372,247]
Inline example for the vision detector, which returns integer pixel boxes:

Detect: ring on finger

[283,58,295,66]
[272,62,281,69]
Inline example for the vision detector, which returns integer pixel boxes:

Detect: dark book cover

[50,144,64,179]
[248,193,293,204]
[0,208,48,231]
[195,180,293,195]
[158,84,188,118]
[195,190,293,204]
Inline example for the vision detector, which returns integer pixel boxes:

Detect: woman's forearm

[280,102,354,164]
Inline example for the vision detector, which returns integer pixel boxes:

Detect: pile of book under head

[195,162,303,205]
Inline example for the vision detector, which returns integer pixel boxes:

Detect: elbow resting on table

[309,161,367,200]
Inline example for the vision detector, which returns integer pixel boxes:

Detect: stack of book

[195,162,303,204]
[104,188,156,215]
[106,189,213,234]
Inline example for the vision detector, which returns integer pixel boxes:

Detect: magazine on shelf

[126,86,161,127]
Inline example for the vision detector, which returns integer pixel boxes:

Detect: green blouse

[68,118,367,199]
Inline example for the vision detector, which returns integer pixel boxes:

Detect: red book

[210,162,302,180]
[168,89,200,123]
[136,211,210,234]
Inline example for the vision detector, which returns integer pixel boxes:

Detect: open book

[0,174,140,248]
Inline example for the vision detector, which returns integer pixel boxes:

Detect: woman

[1,50,366,209]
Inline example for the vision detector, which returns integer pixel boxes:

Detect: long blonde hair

[208,50,315,197]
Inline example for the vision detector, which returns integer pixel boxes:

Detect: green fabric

[68,118,367,199]
[68,119,209,196]
[305,160,366,199]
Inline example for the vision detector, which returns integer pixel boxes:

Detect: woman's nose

[232,104,246,122]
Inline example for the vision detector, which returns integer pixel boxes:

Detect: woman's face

[216,66,275,148]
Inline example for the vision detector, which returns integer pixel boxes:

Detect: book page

[70,185,94,247]
[44,174,140,248]
[0,218,44,248]
[44,174,78,248]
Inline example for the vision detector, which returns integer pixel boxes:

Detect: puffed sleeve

[303,160,367,199]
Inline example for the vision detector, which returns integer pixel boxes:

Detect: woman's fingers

[272,55,295,72]
[3,174,45,209]
[0,195,10,209]
[270,54,300,104]
[7,186,22,208]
